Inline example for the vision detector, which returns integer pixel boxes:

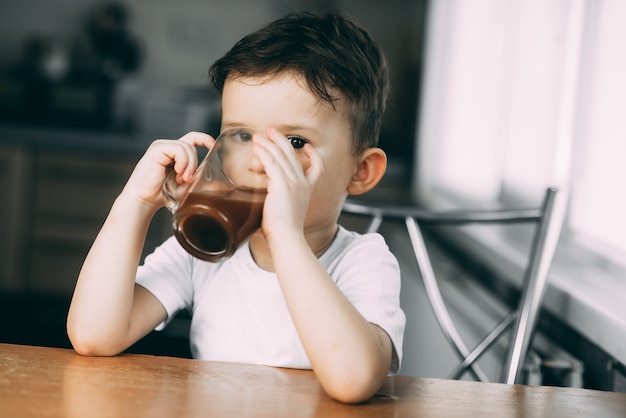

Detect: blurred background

[0,0,427,357]
[0,0,425,166]
[1,0,626,394]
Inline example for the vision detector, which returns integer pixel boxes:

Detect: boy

[67,10,405,404]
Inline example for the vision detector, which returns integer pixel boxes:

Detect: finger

[171,141,197,182]
[148,139,196,182]
[177,143,198,182]
[261,128,306,177]
[178,131,216,150]
[252,138,285,182]
[177,132,217,179]
[302,143,323,185]
[178,132,217,181]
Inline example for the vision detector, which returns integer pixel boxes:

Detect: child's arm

[67,132,214,356]
[252,130,393,404]
[272,233,393,404]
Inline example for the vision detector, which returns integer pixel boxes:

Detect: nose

[248,151,266,174]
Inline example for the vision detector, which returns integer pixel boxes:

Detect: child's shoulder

[322,225,400,281]
[336,224,387,243]
[327,225,394,259]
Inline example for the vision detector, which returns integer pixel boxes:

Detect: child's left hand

[252,127,323,240]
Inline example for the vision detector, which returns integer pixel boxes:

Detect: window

[416,0,626,263]
[568,0,626,260]
[414,0,626,365]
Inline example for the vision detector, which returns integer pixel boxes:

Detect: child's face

[220,73,360,231]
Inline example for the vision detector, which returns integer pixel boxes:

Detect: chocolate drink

[172,189,265,262]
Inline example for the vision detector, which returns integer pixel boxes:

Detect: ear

[347,147,387,195]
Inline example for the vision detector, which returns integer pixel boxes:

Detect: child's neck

[248,224,339,272]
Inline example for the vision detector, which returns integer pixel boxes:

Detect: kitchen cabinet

[0,146,33,292]
[0,126,191,357]
[0,128,172,297]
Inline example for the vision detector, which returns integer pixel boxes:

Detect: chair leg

[405,216,489,382]
[448,311,517,379]
[501,188,568,384]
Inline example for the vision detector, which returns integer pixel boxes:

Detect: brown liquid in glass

[172,189,265,262]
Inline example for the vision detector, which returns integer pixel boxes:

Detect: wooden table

[2,343,626,417]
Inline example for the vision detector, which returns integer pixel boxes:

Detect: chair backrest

[341,187,568,383]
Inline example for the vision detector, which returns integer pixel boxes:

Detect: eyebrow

[220,121,249,130]
[220,122,321,137]
[276,124,320,136]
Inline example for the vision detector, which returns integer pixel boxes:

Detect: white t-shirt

[136,225,405,372]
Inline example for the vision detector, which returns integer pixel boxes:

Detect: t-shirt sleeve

[135,236,194,330]
[330,231,406,374]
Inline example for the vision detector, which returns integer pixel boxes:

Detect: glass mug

[162,127,267,262]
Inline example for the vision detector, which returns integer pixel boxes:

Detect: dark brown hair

[209,10,389,155]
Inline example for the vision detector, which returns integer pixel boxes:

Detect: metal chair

[341,187,568,384]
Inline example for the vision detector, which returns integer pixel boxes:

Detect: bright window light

[416,0,626,263]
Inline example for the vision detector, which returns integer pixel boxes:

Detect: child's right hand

[68,132,215,357]
[121,131,215,211]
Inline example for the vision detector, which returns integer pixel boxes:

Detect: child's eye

[233,130,253,142]
[288,136,307,150]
